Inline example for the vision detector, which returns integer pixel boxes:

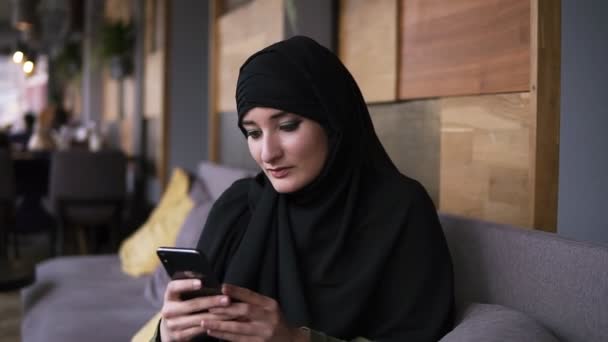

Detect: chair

[49,150,127,255]
[0,150,15,257]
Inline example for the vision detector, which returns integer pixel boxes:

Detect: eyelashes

[279,119,302,132]
[245,120,302,139]
[246,130,261,139]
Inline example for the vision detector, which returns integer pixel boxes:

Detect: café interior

[0,1,607,341]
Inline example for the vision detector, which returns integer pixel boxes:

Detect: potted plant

[53,41,82,84]
[100,20,134,79]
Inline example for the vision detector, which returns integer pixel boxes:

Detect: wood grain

[399,0,531,99]
[339,0,398,102]
[369,93,532,227]
[160,0,170,188]
[439,93,533,227]
[209,0,220,162]
[216,0,284,112]
[529,0,560,232]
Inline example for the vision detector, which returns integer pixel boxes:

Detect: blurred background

[0,0,606,255]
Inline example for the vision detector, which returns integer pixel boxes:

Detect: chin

[269,179,302,194]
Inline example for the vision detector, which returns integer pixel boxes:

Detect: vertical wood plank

[208,0,220,162]
[212,0,284,162]
[529,0,560,232]
[160,0,171,188]
[216,0,284,113]
[339,0,398,102]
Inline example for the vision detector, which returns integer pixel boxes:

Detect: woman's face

[241,107,328,193]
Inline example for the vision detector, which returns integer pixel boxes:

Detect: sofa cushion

[119,168,194,276]
[144,196,214,307]
[440,213,608,342]
[440,303,559,342]
[143,163,255,307]
[21,255,159,342]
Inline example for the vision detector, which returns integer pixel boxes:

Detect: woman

[158,36,453,341]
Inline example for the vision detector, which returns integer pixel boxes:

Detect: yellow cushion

[131,312,162,342]
[119,168,194,276]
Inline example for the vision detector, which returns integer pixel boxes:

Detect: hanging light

[12,50,25,63]
[23,60,35,74]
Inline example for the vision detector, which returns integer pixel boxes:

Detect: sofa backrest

[440,213,608,342]
[196,161,258,201]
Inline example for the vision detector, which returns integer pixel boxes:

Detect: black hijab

[197,36,453,341]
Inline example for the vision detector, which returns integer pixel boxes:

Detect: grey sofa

[21,162,608,341]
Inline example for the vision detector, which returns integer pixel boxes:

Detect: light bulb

[12,51,24,64]
[23,60,34,74]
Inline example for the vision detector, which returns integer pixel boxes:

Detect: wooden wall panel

[102,0,137,156]
[339,0,398,102]
[143,51,165,119]
[439,93,532,227]
[141,0,169,189]
[369,101,441,204]
[529,0,560,232]
[399,0,530,99]
[216,0,284,112]
[368,93,532,227]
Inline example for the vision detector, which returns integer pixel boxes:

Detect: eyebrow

[241,111,289,126]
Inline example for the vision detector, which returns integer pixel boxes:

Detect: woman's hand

[201,284,310,342]
[160,279,232,341]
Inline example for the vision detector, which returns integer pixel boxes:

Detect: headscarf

[197,36,453,341]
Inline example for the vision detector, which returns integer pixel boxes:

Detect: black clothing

[197,36,453,341]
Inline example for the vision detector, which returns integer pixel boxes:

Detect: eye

[279,120,301,132]
[246,129,261,139]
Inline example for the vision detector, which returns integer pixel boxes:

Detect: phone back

[156,247,221,299]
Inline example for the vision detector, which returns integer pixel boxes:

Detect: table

[0,259,35,291]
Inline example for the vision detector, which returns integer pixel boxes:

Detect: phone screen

[156,247,222,300]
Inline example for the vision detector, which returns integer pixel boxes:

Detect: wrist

[293,326,311,342]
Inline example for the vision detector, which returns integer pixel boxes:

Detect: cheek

[286,134,326,168]
[247,140,262,164]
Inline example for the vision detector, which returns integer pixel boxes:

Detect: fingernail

[200,320,205,328]
[193,279,201,289]
[220,296,229,304]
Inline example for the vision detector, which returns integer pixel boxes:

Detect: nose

[260,133,283,164]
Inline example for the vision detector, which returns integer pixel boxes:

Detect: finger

[163,312,232,332]
[202,319,261,336]
[162,295,230,318]
[165,279,202,301]
[170,325,208,341]
[209,302,267,321]
[222,284,275,309]
[206,329,253,342]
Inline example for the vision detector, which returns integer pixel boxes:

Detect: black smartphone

[156,247,222,300]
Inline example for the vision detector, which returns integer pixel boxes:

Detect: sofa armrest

[440,303,559,342]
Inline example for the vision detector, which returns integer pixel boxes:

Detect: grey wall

[82,0,103,123]
[284,0,336,51]
[558,0,608,244]
[167,0,210,173]
[219,111,258,170]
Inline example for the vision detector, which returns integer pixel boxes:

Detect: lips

[267,167,291,179]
